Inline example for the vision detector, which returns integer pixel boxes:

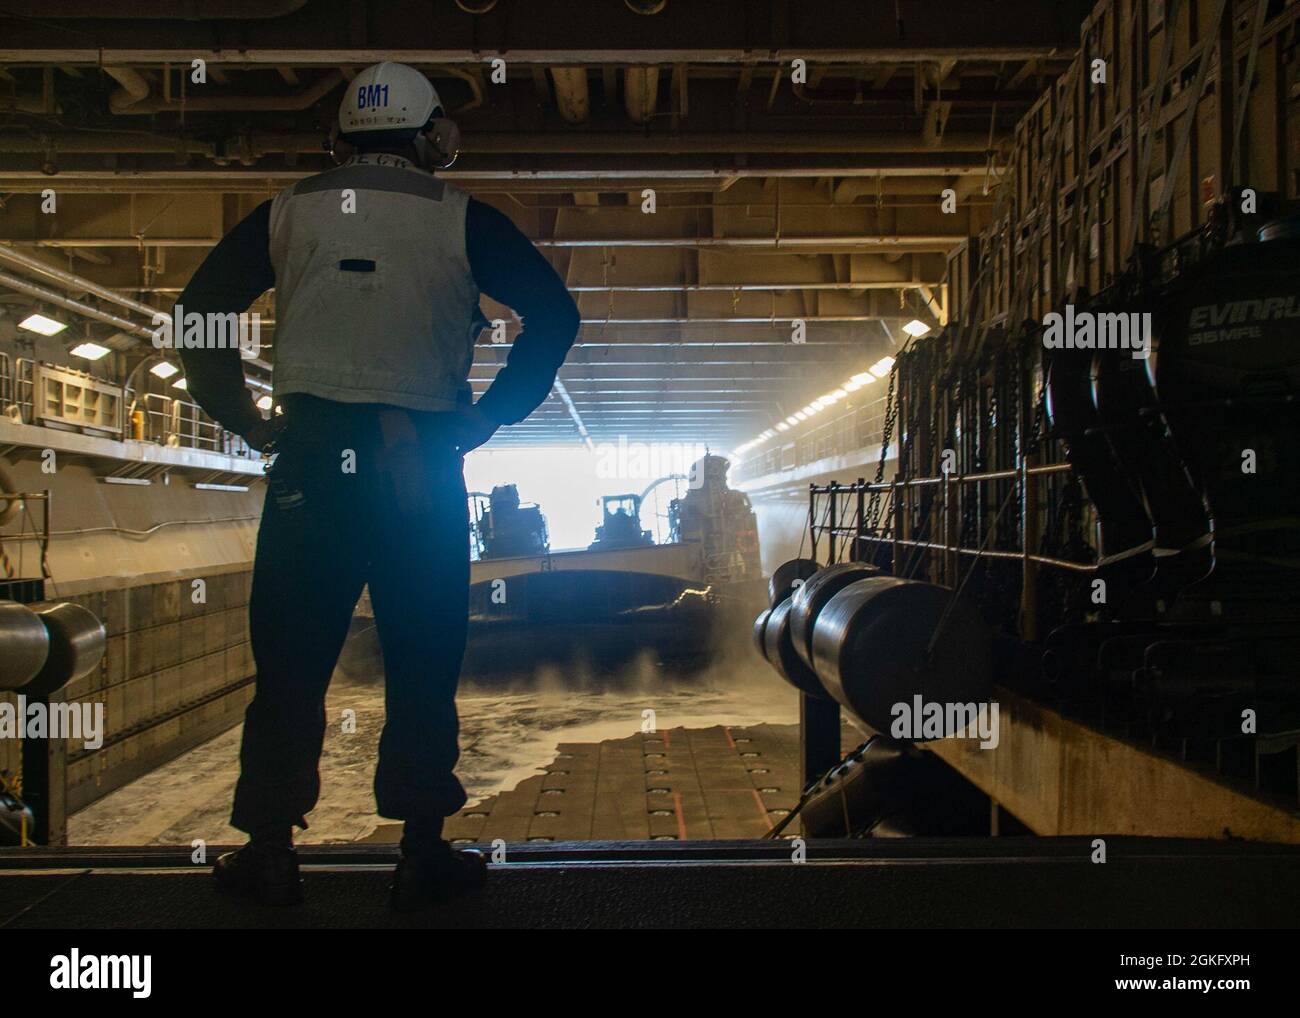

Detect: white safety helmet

[332,61,460,169]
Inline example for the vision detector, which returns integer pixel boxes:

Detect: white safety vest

[268,154,484,412]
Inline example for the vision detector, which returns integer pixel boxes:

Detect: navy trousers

[231,394,470,834]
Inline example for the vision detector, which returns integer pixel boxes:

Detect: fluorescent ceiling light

[844,379,862,391]
[256,395,274,410]
[776,421,789,431]
[150,361,180,379]
[794,411,808,421]
[902,319,931,338]
[172,377,188,390]
[785,416,798,426]
[850,373,873,385]
[869,356,896,378]
[70,341,111,361]
[18,312,67,336]
[833,389,847,399]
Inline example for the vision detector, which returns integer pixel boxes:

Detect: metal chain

[864,363,899,533]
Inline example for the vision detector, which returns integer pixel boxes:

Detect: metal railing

[135,392,253,457]
[809,459,1096,642]
[734,396,889,483]
[2,357,35,422]
[0,356,256,461]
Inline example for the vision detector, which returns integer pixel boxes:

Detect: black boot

[390,818,486,912]
[390,846,487,912]
[213,838,303,907]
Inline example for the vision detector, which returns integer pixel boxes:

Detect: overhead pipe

[833,177,968,201]
[36,0,307,17]
[104,66,150,114]
[532,235,966,249]
[0,48,1063,68]
[624,67,660,124]
[0,269,275,387]
[0,269,154,339]
[0,134,219,157]
[797,83,1034,106]
[6,234,967,251]
[13,239,220,248]
[107,69,344,115]
[549,67,591,124]
[0,165,997,190]
[86,126,976,155]
[67,247,112,266]
[0,246,274,373]
[6,234,965,252]
[567,281,946,291]
[570,316,916,324]
[430,65,486,115]
[0,244,161,320]
[73,279,949,294]
[0,129,995,155]
[463,131,994,153]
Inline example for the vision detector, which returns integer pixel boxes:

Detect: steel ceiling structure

[0,0,1087,449]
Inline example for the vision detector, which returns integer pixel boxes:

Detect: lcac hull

[336,542,742,682]
[465,568,716,678]
[469,539,702,586]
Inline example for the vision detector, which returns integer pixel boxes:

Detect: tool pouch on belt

[265,424,308,514]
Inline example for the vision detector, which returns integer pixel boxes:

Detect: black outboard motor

[1045,223,1300,737]
[1090,328,1214,604]
[1044,340,1155,607]
[1146,232,1300,620]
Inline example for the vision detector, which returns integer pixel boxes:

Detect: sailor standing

[176,61,579,909]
